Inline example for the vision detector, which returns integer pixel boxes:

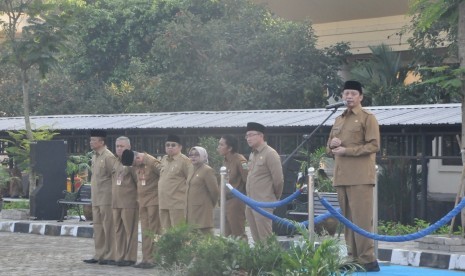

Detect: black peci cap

[90,129,107,138]
[121,149,135,166]
[246,122,266,133]
[343,80,363,94]
[166,134,181,144]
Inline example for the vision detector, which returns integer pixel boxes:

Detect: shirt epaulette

[361,108,374,115]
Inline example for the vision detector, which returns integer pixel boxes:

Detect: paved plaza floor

[1,213,465,275]
[0,232,164,276]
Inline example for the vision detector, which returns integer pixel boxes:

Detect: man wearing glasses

[245,122,284,242]
[158,134,193,233]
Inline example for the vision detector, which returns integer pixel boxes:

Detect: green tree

[1,0,349,114]
[408,0,465,142]
[150,0,349,111]
[349,44,408,106]
[408,0,465,234]
[0,0,82,138]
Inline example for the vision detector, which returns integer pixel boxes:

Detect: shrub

[154,224,356,275]
[154,223,200,267]
[378,218,462,236]
[280,225,359,275]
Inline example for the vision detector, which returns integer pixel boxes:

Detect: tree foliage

[149,0,348,111]
[0,0,82,137]
[347,0,465,107]
[406,0,464,95]
[2,0,350,115]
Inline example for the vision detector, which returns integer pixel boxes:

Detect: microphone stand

[282,107,342,167]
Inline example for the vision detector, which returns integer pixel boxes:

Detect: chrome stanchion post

[374,165,379,259]
[220,166,227,236]
[308,167,315,241]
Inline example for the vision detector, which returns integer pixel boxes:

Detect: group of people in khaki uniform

[82,122,286,269]
[81,89,381,273]
[83,133,154,268]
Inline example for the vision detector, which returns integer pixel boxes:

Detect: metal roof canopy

[0,103,460,132]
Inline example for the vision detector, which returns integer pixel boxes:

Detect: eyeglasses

[343,90,360,97]
[165,143,178,147]
[244,133,260,139]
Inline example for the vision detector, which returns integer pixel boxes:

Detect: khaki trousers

[159,209,185,233]
[245,206,273,242]
[139,205,161,263]
[225,197,247,240]
[92,205,115,261]
[113,208,139,262]
[336,184,376,264]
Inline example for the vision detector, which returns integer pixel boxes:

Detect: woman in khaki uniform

[217,135,248,240]
[185,146,220,234]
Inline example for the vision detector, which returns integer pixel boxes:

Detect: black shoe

[98,259,116,265]
[362,261,380,272]
[117,260,136,267]
[339,264,359,272]
[83,258,99,264]
[133,262,156,269]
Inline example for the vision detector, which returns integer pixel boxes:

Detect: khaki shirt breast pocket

[256,159,265,167]
[348,123,363,142]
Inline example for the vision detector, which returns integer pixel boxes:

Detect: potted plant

[0,164,13,212]
[66,152,93,220]
[298,147,339,236]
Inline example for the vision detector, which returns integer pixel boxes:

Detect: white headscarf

[191,146,209,164]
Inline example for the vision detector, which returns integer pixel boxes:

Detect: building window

[441,135,462,166]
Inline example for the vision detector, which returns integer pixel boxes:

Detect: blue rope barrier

[319,195,465,242]
[225,184,341,229]
[246,198,305,229]
[227,183,303,208]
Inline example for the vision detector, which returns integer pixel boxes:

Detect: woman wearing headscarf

[185,146,220,234]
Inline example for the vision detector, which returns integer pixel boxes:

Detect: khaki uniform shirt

[185,163,220,228]
[246,143,284,202]
[224,153,248,199]
[112,159,138,208]
[327,105,380,186]
[91,147,116,206]
[158,153,193,209]
[135,153,161,207]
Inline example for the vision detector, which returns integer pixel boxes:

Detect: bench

[286,192,341,236]
[57,184,91,222]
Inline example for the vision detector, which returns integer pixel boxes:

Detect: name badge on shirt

[117,176,122,186]
[141,180,146,186]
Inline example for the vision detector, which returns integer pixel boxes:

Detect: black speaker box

[29,140,67,220]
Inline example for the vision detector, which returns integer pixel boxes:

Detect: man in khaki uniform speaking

[84,130,117,265]
[112,136,138,267]
[158,134,193,232]
[245,122,284,242]
[122,149,162,269]
[327,80,380,272]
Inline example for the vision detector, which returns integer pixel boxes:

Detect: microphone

[325,101,347,109]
